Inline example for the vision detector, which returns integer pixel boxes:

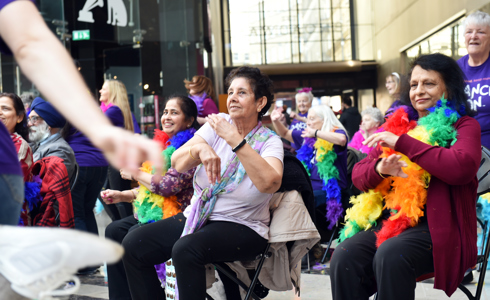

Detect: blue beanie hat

[30,97,66,128]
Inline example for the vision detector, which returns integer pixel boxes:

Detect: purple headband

[297,87,312,94]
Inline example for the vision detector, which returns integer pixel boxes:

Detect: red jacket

[352,116,481,296]
[31,156,75,228]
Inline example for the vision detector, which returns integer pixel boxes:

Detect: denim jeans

[71,166,108,234]
[0,174,24,225]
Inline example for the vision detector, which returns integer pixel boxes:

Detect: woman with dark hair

[101,94,199,300]
[330,53,479,300]
[122,66,284,300]
[184,75,219,125]
[0,93,32,181]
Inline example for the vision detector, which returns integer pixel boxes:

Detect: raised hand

[376,154,408,178]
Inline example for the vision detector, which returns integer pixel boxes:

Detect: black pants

[71,166,107,234]
[330,219,434,300]
[105,215,140,300]
[105,166,133,221]
[122,213,268,300]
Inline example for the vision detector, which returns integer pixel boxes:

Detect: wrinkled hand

[100,189,127,204]
[120,168,132,181]
[363,131,399,149]
[196,143,222,184]
[270,109,283,122]
[301,127,317,138]
[377,154,408,178]
[206,114,241,145]
[289,111,297,119]
[89,126,163,176]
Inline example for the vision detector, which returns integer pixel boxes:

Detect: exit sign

[73,30,90,41]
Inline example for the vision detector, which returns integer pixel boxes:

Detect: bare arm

[302,127,347,146]
[0,1,162,173]
[270,109,293,143]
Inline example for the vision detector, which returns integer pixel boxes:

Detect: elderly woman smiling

[121,66,284,300]
[457,11,490,149]
[330,53,480,300]
[348,106,384,154]
[272,87,313,149]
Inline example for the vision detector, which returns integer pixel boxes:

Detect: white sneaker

[0,226,124,299]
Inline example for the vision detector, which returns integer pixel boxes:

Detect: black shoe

[253,280,269,298]
[461,270,474,285]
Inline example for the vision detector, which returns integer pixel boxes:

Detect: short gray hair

[464,11,490,31]
[361,107,383,124]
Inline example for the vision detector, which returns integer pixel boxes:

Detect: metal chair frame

[205,243,272,300]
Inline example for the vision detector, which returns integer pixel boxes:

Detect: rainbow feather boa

[339,98,461,246]
[133,128,196,224]
[296,133,342,229]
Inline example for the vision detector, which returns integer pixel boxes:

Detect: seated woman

[121,66,283,300]
[271,87,313,150]
[101,95,199,300]
[1,93,32,180]
[330,53,480,300]
[0,93,34,225]
[184,75,219,125]
[348,106,384,154]
[273,105,348,240]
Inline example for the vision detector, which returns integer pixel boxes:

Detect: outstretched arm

[0,1,162,174]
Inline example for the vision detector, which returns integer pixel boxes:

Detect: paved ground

[41,209,490,300]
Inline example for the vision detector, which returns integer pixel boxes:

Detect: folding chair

[206,244,272,300]
[374,145,490,300]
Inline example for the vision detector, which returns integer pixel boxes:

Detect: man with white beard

[29,97,76,181]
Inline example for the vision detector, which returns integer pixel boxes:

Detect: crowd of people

[0,0,489,299]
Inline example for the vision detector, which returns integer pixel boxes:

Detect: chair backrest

[477,146,490,196]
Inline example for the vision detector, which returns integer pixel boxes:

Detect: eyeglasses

[27,116,42,123]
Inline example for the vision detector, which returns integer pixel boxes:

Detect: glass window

[406,17,467,62]
[227,0,354,66]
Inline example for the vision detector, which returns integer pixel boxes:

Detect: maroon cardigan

[352,116,481,296]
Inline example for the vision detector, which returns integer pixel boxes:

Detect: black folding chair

[205,244,272,300]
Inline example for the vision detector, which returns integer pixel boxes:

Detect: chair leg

[245,243,271,300]
[321,226,338,264]
[475,221,490,300]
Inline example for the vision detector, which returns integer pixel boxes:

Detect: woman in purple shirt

[274,105,348,242]
[184,75,219,125]
[100,95,199,300]
[100,80,141,221]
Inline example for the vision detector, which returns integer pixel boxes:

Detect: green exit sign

[73,30,90,41]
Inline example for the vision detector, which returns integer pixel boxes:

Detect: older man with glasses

[28,97,76,181]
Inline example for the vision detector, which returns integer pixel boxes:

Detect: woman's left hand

[301,127,317,138]
[206,114,241,146]
[363,131,399,149]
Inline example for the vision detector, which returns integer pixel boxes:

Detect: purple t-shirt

[105,106,141,134]
[199,98,219,118]
[183,113,284,239]
[458,55,490,148]
[289,112,307,149]
[292,129,348,191]
[66,128,108,167]
[0,122,22,176]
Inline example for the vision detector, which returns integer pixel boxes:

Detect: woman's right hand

[376,154,408,178]
[196,143,222,184]
[101,189,130,204]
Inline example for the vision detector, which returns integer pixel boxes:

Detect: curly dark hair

[400,53,474,117]
[164,94,200,130]
[225,66,274,121]
[0,92,29,141]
